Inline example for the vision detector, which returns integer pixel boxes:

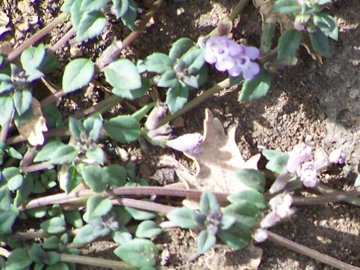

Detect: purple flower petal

[328,148,345,164]
[215,56,234,71]
[245,46,260,59]
[228,65,242,77]
[242,62,260,80]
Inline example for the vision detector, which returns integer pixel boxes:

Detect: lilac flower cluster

[203,36,260,80]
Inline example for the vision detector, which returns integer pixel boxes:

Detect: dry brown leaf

[177,109,259,194]
[16,98,48,146]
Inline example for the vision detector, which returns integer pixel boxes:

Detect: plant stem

[50,28,76,52]
[229,0,251,22]
[19,186,229,211]
[292,189,360,206]
[8,127,70,145]
[20,161,54,173]
[315,183,360,206]
[7,13,68,62]
[96,0,163,69]
[59,253,136,270]
[158,78,231,126]
[266,230,360,270]
[114,198,175,214]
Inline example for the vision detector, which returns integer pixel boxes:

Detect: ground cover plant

[0,0,359,269]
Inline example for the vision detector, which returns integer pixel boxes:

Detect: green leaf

[112,76,149,100]
[125,207,156,220]
[50,145,77,164]
[166,84,189,113]
[112,0,129,19]
[112,228,132,244]
[76,11,107,41]
[220,214,236,230]
[20,44,46,72]
[169,37,194,60]
[104,59,141,91]
[6,248,32,270]
[262,149,289,174]
[34,140,65,162]
[261,22,276,53]
[81,165,106,192]
[272,0,300,14]
[121,0,137,30]
[39,51,59,74]
[113,239,159,268]
[86,146,106,165]
[28,244,48,264]
[167,207,197,229]
[62,58,94,93]
[40,217,66,234]
[309,28,330,57]
[0,95,14,127]
[181,47,205,72]
[135,220,162,238]
[80,0,110,12]
[7,174,23,191]
[72,224,98,244]
[157,70,177,88]
[218,224,251,250]
[70,0,82,29]
[197,230,216,254]
[227,190,266,209]
[13,89,32,115]
[6,147,22,159]
[103,164,127,187]
[0,209,17,234]
[84,196,113,222]
[222,202,259,228]
[45,262,69,270]
[277,29,301,60]
[313,13,338,41]
[235,169,265,192]
[144,53,173,74]
[84,114,103,141]
[61,0,76,12]
[43,236,60,250]
[69,117,84,140]
[239,70,271,101]
[43,105,65,129]
[64,210,84,228]
[104,115,141,143]
[199,191,219,215]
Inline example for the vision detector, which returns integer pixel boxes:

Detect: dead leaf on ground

[16,98,48,146]
[177,109,260,194]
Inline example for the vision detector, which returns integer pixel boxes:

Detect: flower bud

[145,103,167,130]
[328,148,345,164]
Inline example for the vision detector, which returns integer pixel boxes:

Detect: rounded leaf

[135,220,162,238]
[104,115,141,143]
[104,59,141,91]
[113,239,159,268]
[62,58,94,93]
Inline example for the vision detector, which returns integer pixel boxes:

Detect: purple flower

[260,193,294,228]
[253,228,268,242]
[297,161,318,188]
[328,148,345,164]
[286,143,312,173]
[145,103,168,130]
[166,133,203,153]
[204,36,260,80]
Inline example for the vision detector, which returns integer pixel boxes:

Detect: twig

[7,13,68,62]
[59,253,136,270]
[19,186,229,211]
[266,230,360,270]
[114,198,175,214]
[292,189,360,206]
[49,28,76,52]
[20,161,54,173]
[7,127,70,145]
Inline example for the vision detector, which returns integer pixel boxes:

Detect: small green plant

[0,0,356,269]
